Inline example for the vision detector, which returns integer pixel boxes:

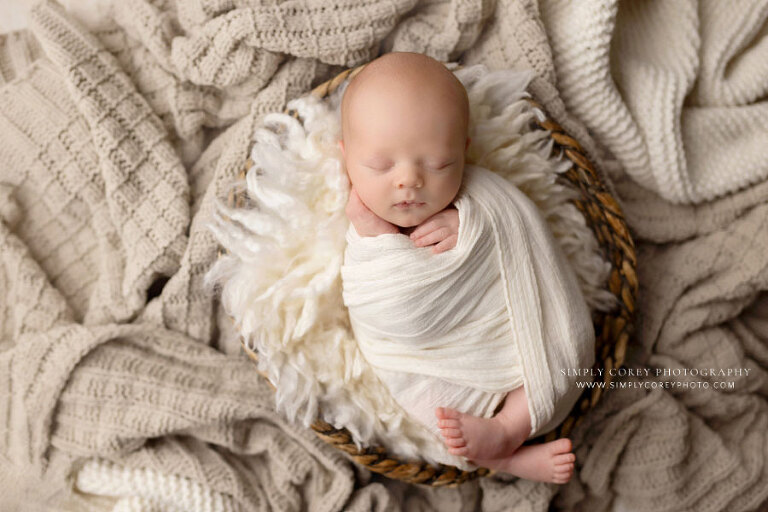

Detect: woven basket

[223,64,638,487]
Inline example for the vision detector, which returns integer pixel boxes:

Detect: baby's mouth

[394,200,425,209]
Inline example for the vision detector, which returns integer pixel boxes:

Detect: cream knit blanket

[2,0,768,511]
[540,0,768,204]
[342,164,594,442]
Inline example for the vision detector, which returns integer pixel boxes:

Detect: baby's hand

[345,188,400,237]
[409,207,459,254]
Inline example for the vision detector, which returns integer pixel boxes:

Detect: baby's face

[340,74,469,228]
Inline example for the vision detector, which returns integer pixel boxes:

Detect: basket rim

[226,61,638,486]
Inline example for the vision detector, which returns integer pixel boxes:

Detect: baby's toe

[445,437,466,448]
[441,407,462,420]
[549,438,572,455]
[448,446,469,456]
[554,464,574,480]
[554,453,576,465]
[437,419,461,429]
[440,428,463,439]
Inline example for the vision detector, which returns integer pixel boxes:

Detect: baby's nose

[396,169,423,189]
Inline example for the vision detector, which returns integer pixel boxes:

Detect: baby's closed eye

[362,160,454,171]
[364,163,393,171]
[428,161,455,170]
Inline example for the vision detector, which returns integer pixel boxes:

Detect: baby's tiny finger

[409,223,431,241]
[414,227,450,247]
[432,234,458,254]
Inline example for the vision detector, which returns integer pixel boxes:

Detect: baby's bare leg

[435,385,531,460]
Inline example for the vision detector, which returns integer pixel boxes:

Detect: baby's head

[339,52,470,228]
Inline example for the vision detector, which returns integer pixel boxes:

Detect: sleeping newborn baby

[338,52,594,484]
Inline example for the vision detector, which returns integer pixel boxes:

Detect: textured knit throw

[341,164,595,439]
[5,0,768,510]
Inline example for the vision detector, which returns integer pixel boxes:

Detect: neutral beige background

[0,0,37,33]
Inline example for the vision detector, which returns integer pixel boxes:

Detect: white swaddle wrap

[341,164,595,439]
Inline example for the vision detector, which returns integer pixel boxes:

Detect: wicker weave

[223,64,638,487]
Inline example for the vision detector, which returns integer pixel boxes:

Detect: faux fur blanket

[1,0,768,511]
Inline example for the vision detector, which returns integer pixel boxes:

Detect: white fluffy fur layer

[206,64,615,468]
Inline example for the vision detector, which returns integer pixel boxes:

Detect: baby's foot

[435,406,525,460]
[471,438,576,484]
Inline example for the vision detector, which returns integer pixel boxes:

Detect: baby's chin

[381,209,434,229]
